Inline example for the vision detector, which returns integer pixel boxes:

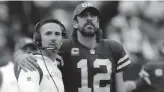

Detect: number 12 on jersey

[77,59,112,92]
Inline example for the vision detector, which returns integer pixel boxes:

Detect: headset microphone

[45,47,56,50]
[38,47,57,50]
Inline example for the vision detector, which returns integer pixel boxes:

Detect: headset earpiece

[33,21,42,48]
[33,18,67,49]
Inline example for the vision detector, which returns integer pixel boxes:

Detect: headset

[33,18,67,48]
[33,18,66,92]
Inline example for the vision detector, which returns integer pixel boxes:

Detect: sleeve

[17,69,40,92]
[109,40,131,72]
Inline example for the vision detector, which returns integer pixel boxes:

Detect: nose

[86,14,92,21]
[51,34,57,41]
[51,39,56,43]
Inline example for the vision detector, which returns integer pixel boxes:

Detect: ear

[72,20,78,29]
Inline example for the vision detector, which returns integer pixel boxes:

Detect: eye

[78,12,89,18]
[55,32,61,36]
[45,31,52,35]
[78,13,85,18]
[90,13,96,17]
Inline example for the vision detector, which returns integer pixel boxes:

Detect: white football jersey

[17,55,64,92]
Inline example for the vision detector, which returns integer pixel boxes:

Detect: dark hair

[72,10,102,42]
[72,28,102,43]
[33,18,67,47]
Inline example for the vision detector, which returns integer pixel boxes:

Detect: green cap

[73,2,100,20]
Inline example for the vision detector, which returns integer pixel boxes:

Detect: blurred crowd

[107,1,164,80]
[0,1,164,92]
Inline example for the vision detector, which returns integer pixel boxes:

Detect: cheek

[57,37,63,43]
[94,19,99,27]
[57,38,63,47]
[41,36,48,42]
[41,35,50,46]
[78,20,85,27]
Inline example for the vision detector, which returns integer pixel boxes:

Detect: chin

[82,27,97,36]
[81,31,96,37]
[82,32,95,37]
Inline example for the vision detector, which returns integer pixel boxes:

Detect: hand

[14,53,38,72]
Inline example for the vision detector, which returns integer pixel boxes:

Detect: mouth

[85,23,95,29]
[86,25,94,29]
[49,43,57,46]
[48,43,58,50]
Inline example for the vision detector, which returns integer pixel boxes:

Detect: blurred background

[0,0,164,85]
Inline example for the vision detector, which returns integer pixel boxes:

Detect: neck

[40,49,57,61]
[77,31,97,49]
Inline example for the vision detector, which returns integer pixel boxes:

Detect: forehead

[40,23,62,32]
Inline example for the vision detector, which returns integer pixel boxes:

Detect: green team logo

[82,2,93,7]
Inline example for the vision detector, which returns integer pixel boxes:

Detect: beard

[79,22,98,37]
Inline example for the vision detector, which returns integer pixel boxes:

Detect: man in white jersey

[17,18,66,92]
